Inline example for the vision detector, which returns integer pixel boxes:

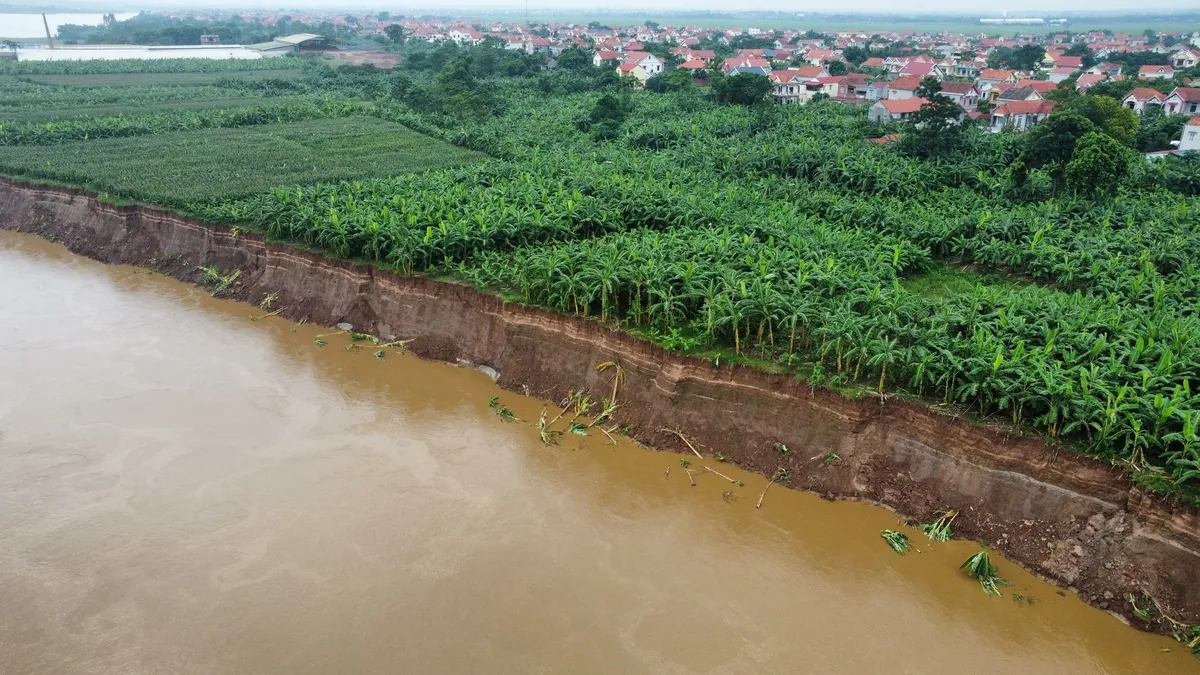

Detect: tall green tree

[1065,95,1139,147]
[987,44,1045,71]
[1017,112,1097,192]
[1065,132,1130,196]
[898,77,967,159]
[384,24,405,46]
[557,45,593,71]
[712,73,772,106]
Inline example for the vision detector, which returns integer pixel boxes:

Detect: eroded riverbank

[2,231,1197,674]
[1,177,1199,636]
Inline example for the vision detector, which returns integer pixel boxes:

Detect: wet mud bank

[3,177,1198,629]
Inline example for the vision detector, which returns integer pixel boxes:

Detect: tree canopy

[712,73,772,106]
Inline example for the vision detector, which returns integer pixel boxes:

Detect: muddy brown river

[0,231,1194,674]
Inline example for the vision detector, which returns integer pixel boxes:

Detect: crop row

[0,117,485,204]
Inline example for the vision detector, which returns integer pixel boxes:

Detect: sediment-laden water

[0,231,1192,674]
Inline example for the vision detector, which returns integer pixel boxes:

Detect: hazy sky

[16,1,1200,14]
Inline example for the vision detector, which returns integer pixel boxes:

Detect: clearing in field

[1,96,312,122]
[13,70,307,88]
[0,117,486,205]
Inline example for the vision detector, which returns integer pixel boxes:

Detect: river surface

[0,231,1194,674]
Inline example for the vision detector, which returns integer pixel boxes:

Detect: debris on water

[455,359,500,382]
[336,322,353,331]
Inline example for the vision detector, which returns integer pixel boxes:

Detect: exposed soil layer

[3,177,1198,632]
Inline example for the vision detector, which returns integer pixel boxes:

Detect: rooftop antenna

[42,13,54,49]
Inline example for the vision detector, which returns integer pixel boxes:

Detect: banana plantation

[3,56,1200,499]
[201,90,1200,500]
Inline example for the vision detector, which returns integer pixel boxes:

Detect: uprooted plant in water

[922,510,958,543]
[198,265,240,296]
[880,530,911,554]
[488,396,517,422]
[960,549,1009,597]
[1130,592,1200,657]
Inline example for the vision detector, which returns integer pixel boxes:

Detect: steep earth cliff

[3,177,1197,630]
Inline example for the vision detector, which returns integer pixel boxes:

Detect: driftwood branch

[703,466,738,484]
[249,306,287,321]
[756,468,785,509]
[660,427,704,459]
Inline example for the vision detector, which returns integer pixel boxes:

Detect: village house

[1050,54,1084,71]
[842,72,870,100]
[1172,48,1199,70]
[1164,88,1200,115]
[891,60,944,81]
[990,100,1055,132]
[868,97,928,124]
[790,65,830,79]
[885,75,924,100]
[1138,65,1175,80]
[1122,88,1166,114]
[622,52,665,76]
[975,68,1019,94]
[722,56,770,76]
[995,85,1044,104]
[1075,73,1108,91]
[952,59,985,79]
[770,70,807,104]
[1088,62,1124,77]
[938,81,979,109]
[616,62,649,85]
[446,28,484,45]
[1048,66,1078,84]
[1180,116,1200,151]
[865,80,889,101]
[593,50,621,68]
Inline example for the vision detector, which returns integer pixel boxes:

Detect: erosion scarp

[2,176,1197,631]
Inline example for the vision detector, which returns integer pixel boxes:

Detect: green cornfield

[0,117,486,204]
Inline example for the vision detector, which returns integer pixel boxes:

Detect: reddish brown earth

[326,50,403,68]
[3,177,1198,633]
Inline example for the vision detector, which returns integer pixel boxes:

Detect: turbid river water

[0,231,1194,674]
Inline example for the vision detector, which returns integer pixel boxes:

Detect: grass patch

[0,117,486,206]
[19,70,306,88]
[902,264,1027,301]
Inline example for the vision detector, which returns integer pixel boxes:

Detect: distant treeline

[54,12,358,46]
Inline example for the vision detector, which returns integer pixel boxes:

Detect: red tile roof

[1126,87,1165,101]
[889,75,925,91]
[979,69,1014,80]
[880,97,929,113]
[994,100,1056,115]
[939,81,977,94]
[792,65,826,78]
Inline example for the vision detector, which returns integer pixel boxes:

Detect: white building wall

[1181,123,1200,151]
[17,46,266,61]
